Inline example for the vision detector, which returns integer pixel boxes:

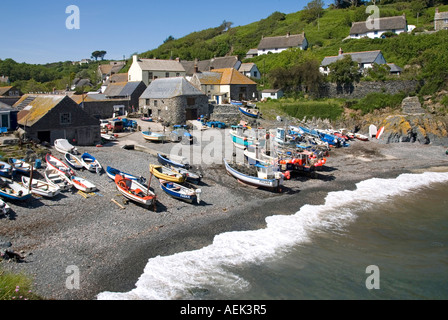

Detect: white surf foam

[97,171,448,300]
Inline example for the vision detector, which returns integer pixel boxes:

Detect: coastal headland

[0,119,447,300]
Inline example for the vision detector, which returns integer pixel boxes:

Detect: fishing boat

[229,125,256,149]
[21,176,61,198]
[0,177,32,201]
[0,161,15,178]
[159,179,201,204]
[70,176,97,193]
[54,139,78,155]
[0,198,10,215]
[46,154,75,178]
[8,159,32,176]
[223,158,284,192]
[65,153,84,170]
[149,165,186,184]
[238,106,260,119]
[142,131,168,142]
[157,153,190,169]
[141,117,153,122]
[80,153,102,173]
[114,174,156,208]
[230,100,243,105]
[106,166,146,184]
[44,169,72,191]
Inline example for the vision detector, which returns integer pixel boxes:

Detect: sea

[97,171,448,301]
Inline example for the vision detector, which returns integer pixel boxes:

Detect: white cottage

[349,15,408,39]
[128,55,186,86]
[238,63,261,80]
[257,32,308,56]
[320,49,387,75]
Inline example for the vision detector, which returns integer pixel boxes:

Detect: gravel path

[1,123,447,300]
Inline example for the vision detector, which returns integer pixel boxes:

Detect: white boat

[54,139,78,155]
[223,158,284,192]
[21,176,61,198]
[65,153,84,170]
[80,153,102,173]
[0,161,15,178]
[8,159,32,176]
[44,169,72,191]
[70,176,97,193]
[142,131,168,142]
[159,179,201,204]
[46,154,74,179]
[115,174,156,208]
[101,133,117,141]
[0,177,33,201]
[0,198,10,215]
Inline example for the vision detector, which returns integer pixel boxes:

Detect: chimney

[133,54,139,63]
[436,7,439,14]
[338,48,343,56]
[175,57,180,62]
[194,58,199,73]
[286,32,290,37]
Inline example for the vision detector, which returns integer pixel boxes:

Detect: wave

[97,171,448,300]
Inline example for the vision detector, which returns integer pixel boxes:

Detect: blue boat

[229,125,254,149]
[106,166,146,184]
[8,159,32,176]
[159,179,201,204]
[0,177,32,201]
[157,153,190,169]
[0,161,15,178]
[238,106,259,119]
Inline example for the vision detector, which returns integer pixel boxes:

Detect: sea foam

[97,171,448,300]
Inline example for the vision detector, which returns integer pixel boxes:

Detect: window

[165,72,170,78]
[176,73,180,77]
[254,71,258,78]
[154,100,158,107]
[210,85,214,90]
[187,98,195,106]
[146,99,150,105]
[148,72,153,80]
[60,113,71,125]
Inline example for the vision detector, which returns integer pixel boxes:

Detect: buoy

[96,145,103,148]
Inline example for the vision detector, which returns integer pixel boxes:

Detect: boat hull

[0,177,32,201]
[159,180,199,204]
[142,131,167,142]
[80,153,102,173]
[115,175,156,207]
[149,165,186,183]
[223,159,282,192]
[21,176,60,198]
[70,176,97,193]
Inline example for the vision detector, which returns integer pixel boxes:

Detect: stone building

[435,8,448,31]
[139,77,209,125]
[15,95,100,145]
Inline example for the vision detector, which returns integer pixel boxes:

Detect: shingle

[321,50,382,66]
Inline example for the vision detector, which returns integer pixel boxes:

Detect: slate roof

[387,63,403,73]
[257,33,306,50]
[321,50,383,66]
[239,63,256,72]
[137,59,185,72]
[181,56,240,76]
[140,77,205,99]
[0,86,13,96]
[350,15,407,35]
[0,100,13,110]
[103,81,145,98]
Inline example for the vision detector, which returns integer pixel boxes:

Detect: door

[1,114,8,128]
[186,109,198,121]
[38,131,51,143]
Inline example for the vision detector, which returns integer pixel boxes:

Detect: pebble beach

[1,120,447,300]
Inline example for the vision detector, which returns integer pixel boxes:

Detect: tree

[303,0,325,23]
[328,55,362,86]
[164,35,175,43]
[91,50,107,61]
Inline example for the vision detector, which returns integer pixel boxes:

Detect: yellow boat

[149,164,186,183]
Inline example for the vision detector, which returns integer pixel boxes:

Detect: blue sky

[0,0,333,65]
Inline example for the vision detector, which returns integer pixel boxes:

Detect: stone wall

[209,104,242,124]
[317,80,421,99]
